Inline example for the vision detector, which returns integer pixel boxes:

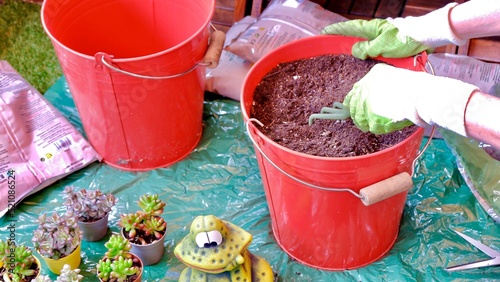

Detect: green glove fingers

[321,19,389,40]
[352,30,430,60]
[365,113,414,135]
[343,69,414,135]
[322,19,432,60]
[345,93,414,135]
[343,81,370,132]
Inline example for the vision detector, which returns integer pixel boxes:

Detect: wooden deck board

[350,0,379,18]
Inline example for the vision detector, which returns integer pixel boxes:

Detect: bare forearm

[450,0,500,40]
[465,91,500,149]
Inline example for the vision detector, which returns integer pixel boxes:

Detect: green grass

[0,0,62,94]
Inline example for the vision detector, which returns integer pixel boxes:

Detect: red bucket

[41,0,215,171]
[241,35,426,270]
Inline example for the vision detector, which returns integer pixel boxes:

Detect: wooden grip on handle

[203,30,226,69]
[359,172,413,206]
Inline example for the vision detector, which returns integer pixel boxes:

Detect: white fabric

[367,64,478,136]
[388,3,467,48]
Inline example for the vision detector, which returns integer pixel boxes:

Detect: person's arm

[321,0,500,59]
[342,63,500,150]
[450,0,500,40]
[465,91,500,149]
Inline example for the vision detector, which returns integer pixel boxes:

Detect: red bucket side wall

[42,0,215,170]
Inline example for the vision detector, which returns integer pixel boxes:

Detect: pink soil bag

[0,61,100,218]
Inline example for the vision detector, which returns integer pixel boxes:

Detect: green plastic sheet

[440,129,500,223]
[1,76,499,281]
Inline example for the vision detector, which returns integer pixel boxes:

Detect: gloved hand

[321,3,466,59]
[344,64,478,136]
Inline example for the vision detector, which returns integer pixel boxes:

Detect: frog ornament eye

[195,230,223,248]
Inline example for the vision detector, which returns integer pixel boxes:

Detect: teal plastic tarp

[1,76,499,281]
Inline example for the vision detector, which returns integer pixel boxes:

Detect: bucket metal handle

[97,30,226,80]
[246,118,435,206]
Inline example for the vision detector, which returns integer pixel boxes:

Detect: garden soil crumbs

[250,54,417,158]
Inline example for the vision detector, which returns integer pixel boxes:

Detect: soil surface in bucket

[250,54,418,158]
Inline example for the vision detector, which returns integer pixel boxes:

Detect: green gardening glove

[321,19,430,60]
[343,64,415,134]
[321,3,466,60]
[343,63,478,136]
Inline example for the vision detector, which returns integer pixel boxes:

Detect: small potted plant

[96,234,142,282]
[118,194,166,265]
[31,212,82,275]
[62,186,117,241]
[0,239,41,282]
[33,264,83,282]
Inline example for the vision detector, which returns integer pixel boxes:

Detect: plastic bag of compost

[0,61,100,218]
[427,53,500,223]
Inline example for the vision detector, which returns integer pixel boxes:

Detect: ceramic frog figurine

[174,215,274,282]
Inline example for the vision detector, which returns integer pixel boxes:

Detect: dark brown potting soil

[250,54,418,158]
[123,228,165,245]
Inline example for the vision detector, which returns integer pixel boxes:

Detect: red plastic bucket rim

[40,0,215,62]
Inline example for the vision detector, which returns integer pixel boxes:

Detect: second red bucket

[41,0,215,170]
[242,35,426,270]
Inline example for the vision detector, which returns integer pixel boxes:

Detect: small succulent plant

[62,186,117,222]
[0,239,38,282]
[119,194,167,245]
[137,194,165,216]
[31,212,82,260]
[55,264,83,282]
[96,259,113,282]
[33,264,83,282]
[103,234,132,260]
[97,234,141,282]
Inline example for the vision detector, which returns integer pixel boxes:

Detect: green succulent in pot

[96,234,142,282]
[103,235,133,260]
[0,239,40,282]
[31,212,82,275]
[118,194,167,266]
[62,186,117,241]
[119,194,167,245]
